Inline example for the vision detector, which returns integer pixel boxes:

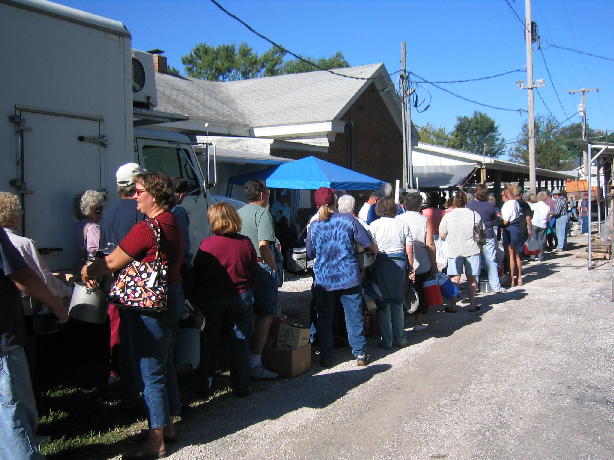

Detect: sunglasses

[134,188,147,197]
[94,206,103,215]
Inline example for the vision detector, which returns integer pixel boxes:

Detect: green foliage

[416,123,451,146]
[166,65,182,77]
[181,42,348,81]
[449,111,506,157]
[279,51,349,75]
[509,116,581,170]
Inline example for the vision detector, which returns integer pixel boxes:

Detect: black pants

[198,290,253,395]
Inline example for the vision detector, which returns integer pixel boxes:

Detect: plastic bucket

[423,281,443,307]
[69,283,107,324]
[438,277,459,300]
[174,328,200,370]
[479,280,492,293]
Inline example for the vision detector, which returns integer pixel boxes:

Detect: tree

[181,42,348,81]
[449,111,506,157]
[279,51,349,75]
[509,115,578,170]
[416,123,450,146]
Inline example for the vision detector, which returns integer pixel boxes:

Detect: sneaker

[107,374,121,387]
[491,287,507,293]
[250,365,278,380]
[412,324,428,332]
[468,305,481,312]
[356,354,368,367]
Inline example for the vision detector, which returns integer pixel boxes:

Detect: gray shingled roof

[155,63,391,130]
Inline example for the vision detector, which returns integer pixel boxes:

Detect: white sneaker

[250,365,278,380]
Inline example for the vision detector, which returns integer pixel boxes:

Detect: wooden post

[494,171,502,207]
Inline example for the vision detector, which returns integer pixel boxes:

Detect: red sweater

[190,233,257,301]
[119,212,184,285]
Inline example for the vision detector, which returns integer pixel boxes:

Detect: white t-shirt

[439,208,482,258]
[369,216,413,254]
[530,201,550,228]
[357,202,371,223]
[396,211,431,274]
[501,200,520,223]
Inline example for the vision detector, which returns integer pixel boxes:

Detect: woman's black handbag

[472,212,486,246]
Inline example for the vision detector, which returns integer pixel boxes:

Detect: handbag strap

[144,218,162,263]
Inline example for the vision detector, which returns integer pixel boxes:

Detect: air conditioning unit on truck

[0,0,216,272]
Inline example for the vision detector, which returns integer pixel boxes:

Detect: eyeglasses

[134,188,147,197]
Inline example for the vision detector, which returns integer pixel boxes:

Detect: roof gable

[155,63,401,134]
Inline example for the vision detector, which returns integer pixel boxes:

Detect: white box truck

[1,0,216,271]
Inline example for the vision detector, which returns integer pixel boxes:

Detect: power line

[502,0,526,29]
[209,0,377,81]
[535,88,555,120]
[409,71,526,113]
[411,68,524,84]
[542,40,614,63]
[537,46,569,118]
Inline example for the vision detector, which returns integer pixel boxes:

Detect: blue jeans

[480,237,502,290]
[199,290,253,395]
[377,302,405,348]
[312,284,366,361]
[555,214,569,250]
[581,215,589,234]
[253,262,278,317]
[0,347,44,460]
[126,284,184,429]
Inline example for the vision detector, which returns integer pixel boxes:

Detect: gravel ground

[125,233,614,459]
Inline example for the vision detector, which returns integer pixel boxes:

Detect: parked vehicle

[1,0,215,271]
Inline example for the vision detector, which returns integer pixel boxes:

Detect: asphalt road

[168,243,613,460]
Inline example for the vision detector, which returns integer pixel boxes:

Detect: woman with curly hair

[75,189,105,263]
[82,171,184,459]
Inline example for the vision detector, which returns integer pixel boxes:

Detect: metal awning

[133,108,189,127]
[193,145,291,165]
[413,164,477,188]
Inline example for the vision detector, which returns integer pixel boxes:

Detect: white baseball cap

[116,163,145,186]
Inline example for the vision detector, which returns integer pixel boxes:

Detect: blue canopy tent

[264,156,385,190]
[227,156,385,224]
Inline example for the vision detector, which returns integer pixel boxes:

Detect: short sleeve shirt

[439,208,482,258]
[369,217,413,254]
[306,213,372,291]
[0,227,28,352]
[237,203,276,258]
[119,212,184,285]
[501,200,520,223]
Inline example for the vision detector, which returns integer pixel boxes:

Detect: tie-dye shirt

[306,213,373,291]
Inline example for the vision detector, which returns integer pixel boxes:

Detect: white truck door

[136,140,209,257]
[17,110,103,271]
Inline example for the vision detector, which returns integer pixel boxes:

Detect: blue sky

[58,0,613,154]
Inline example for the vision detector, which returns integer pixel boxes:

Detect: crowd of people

[0,161,583,459]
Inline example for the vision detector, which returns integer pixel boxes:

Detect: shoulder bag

[472,211,486,246]
[108,219,168,313]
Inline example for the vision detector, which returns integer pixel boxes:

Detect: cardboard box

[276,324,310,350]
[263,343,311,378]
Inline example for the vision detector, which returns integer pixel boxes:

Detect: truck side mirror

[201,143,217,189]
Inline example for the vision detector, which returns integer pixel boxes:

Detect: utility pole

[516,0,543,195]
[400,42,414,190]
[568,87,599,141]
[400,42,408,189]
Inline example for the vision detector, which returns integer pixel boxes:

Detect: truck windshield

[141,146,200,196]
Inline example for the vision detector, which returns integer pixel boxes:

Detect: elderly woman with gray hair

[0,191,72,300]
[75,190,105,264]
